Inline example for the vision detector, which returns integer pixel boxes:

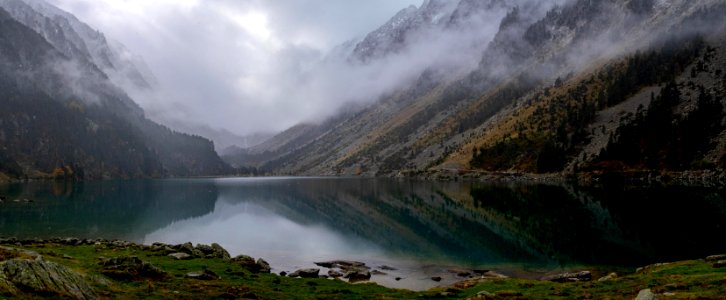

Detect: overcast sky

[46,0,423,136]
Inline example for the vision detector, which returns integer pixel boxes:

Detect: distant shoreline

[2,169,726,187]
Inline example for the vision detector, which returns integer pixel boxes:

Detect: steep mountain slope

[226,0,726,178]
[0,0,156,91]
[0,2,230,180]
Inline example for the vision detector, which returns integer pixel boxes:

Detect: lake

[0,177,725,290]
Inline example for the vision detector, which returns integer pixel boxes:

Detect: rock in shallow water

[231,255,270,273]
[344,270,371,283]
[255,258,271,273]
[288,268,320,278]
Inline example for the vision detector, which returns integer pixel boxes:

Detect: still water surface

[0,177,724,289]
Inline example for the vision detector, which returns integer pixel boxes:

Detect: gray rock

[343,270,371,283]
[379,265,397,271]
[211,243,231,260]
[0,246,40,259]
[195,244,214,256]
[327,270,344,278]
[98,256,167,280]
[314,260,369,272]
[168,253,192,260]
[185,270,219,280]
[636,263,670,273]
[371,269,387,275]
[448,268,472,277]
[713,260,726,268]
[191,249,205,258]
[476,290,496,298]
[705,254,726,262]
[231,255,268,273]
[288,268,320,278]
[597,272,618,282]
[255,258,271,273]
[635,288,660,300]
[178,242,194,255]
[0,258,98,300]
[541,271,591,282]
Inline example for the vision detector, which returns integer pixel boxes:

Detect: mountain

[0,1,230,181]
[223,0,726,178]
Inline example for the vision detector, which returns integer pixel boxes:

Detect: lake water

[0,177,725,290]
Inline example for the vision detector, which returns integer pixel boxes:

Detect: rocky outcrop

[255,258,271,273]
[98,256,167,281]
[635,288,660,300]
[287,268,320,278]
[344,270,371,283]
[0,257,98,300]
[541,271,592,282]
[597,272,618,282]
[231,255,271,273]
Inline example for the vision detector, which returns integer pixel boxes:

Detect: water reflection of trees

[0,179,218,241]
[469,183,726,266]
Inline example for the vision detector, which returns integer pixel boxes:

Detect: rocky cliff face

[0,1,230,180]
[225,0,726,177]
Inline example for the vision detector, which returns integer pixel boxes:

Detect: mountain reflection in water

[1,177,725,285]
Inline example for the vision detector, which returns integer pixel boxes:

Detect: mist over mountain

[1,0,725,180]
[224,0,726,178]
[0,0,230,180]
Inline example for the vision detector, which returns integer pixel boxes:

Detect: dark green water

[0,177,724,288]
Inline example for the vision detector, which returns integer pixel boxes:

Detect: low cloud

[45,0,423,136]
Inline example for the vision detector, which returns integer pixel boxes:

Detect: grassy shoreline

[0,239,724,299]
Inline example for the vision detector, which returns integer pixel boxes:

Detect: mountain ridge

[223,0,726,179]
[0,1,231,181]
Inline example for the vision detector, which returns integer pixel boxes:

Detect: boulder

[98,256,167,281]
[636,263,670,273]
[178,242,194,255]
[288,268,319,278]
[195,244,214,256]
[705,254,726,262]
[168,253,192,260]
[327,270,344,278]
[314,260,369,272]
[541,271,591,282]
[211,243,231,260]
[255,258,271,273]
[597,272,618,282]
[0,258,98,300]
[379,265,397,271]
[191,249,205,258]
[343,270,371,283]
[448,268,472,277]
[713,260,726,268]
[475,290,496,299]
[635,288,660,300]
[186,270,219,280]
